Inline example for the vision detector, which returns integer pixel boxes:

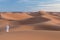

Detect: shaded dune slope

[9,17,50,25]
[28,12,43,16]
[34,24,60,31]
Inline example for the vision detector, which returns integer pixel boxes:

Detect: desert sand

[0,11,60,40]
[1,13,33,20]
[0,30,60,40]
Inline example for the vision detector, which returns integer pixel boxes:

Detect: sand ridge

[1,13,33,20]
[0,11,60,32]
[39,10,60,24]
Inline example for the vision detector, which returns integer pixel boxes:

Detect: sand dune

[1,13,33,20]
[0,11,60,40]
[0,11,59,32]
[28,12,42,16]
[39,10,60,24]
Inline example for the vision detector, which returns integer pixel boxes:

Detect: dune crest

[1,13,33,20]
[39,10,60,24]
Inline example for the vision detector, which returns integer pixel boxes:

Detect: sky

[0,0,60,12]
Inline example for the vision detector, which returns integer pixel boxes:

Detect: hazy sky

[0,0,60,12]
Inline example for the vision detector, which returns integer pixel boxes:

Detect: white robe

[6,25,9,32]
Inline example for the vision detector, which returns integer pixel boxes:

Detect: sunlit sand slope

[39,10,60,24]
[1,13,33,20]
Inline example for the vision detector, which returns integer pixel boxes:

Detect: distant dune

[39,10,60,24]
[1,13,33,20]
[0,11,60,32]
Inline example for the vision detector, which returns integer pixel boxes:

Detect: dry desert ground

[0,11,60,40]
